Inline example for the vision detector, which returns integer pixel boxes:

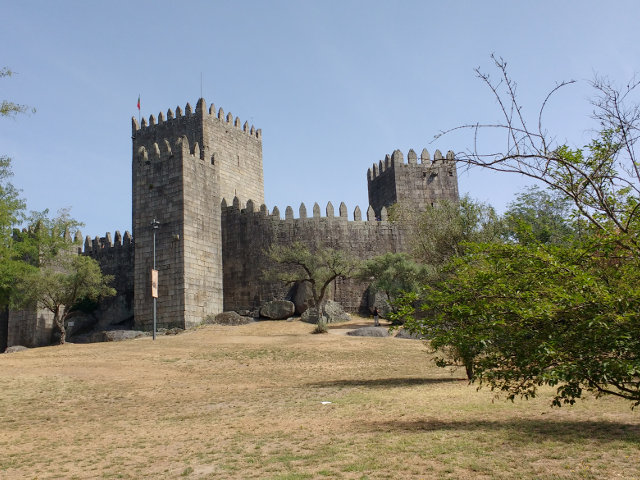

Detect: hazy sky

[1,0,639,236]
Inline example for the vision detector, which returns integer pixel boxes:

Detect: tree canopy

[504,186,578,245]
[0,67,30,305]
[357,252,425,317]
[14,211,115,344]
[390,195,503,277]
[397,240,640,404]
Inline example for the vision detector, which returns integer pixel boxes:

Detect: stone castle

[2,98,458,348]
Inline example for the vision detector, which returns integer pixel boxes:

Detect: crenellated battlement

[222,197,390,223]
[82,230,133,255]
[367,148,455,181]
[80,230,134,311]
[135,134,206,162]
[131,98,262,140]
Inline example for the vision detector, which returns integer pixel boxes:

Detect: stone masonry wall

[83,230,135,325]
[84,231,134,293]
[7,307,54,348]
[180,137,223,327]
[202,103,264,207]
[132,134,187,330]
[221,198,407,313]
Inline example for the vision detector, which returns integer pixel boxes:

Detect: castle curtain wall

[82,231,135,328]
[221,200,407,313]
[6,308,55,348]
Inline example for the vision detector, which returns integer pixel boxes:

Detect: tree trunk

[53,311,65,345]
[464,360,474,380]
[317,298,326,323]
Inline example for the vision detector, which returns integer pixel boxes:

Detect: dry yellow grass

[0,318,638,479]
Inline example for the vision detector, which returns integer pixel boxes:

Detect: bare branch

[440,57,640,248]
[538,80,577,154]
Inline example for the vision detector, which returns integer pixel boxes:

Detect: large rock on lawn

[301,300,350,324]
[205,311,254,326]
[4,345,28,353]
[394,328,422,340]
[92,330,148,342]
[260,300,295,320]
[346,327,389,337]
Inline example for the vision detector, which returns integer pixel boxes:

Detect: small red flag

[137,95,140,110]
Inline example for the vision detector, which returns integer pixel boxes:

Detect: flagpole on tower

[137,94,141,125]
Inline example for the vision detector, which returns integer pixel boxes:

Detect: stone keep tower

[132,99,264,329]
[367,148,459,217]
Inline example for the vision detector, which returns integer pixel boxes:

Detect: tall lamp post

[151,218,160,340]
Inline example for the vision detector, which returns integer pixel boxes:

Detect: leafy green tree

[14,211,115,344]
[21,208,83,261]
[504,186,578,245]
[398,241,640,405]
[0,67,30,306]
[0,160,28,305]
[266,242,359,320]
[390,195,504,280]
[357,252,425,317]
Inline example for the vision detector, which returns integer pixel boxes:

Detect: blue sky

[1,0,639,237]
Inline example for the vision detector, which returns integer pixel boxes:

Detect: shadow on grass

[307,377,467,388]
[368,418,640,443]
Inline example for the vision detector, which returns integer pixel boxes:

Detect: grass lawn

[0,318,638,479]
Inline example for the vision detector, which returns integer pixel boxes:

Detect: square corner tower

[131,99,264,329]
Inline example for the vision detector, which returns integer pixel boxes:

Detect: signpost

[151,218,160,340]
[151,269,158,298]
